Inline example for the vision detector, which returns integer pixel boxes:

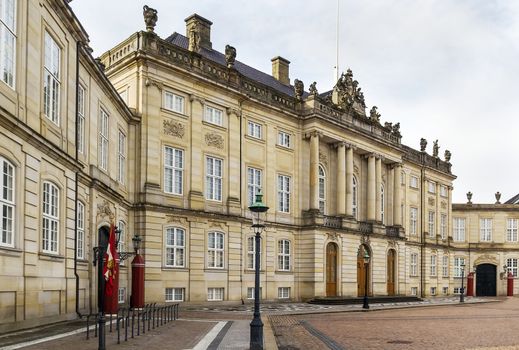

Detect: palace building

[0,1,517,333]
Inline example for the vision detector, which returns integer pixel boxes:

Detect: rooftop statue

[294,79,304,101]
[433,140,439,158]
[188,21,201,52]
[420,138,427,152]
[143,5,158,32]
[309,82,318,96]
[444,149,451,162]
[369,106,381,123]
[225,45,236,68]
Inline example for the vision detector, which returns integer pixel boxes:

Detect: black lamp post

[249,189,269,350]
[361,248,370,309]
[93,226,111,350]
[460,263,465,303]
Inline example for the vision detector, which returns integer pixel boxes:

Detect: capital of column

[364,152,383,160]
[189,94,205,105]
[226,107,241,118]
[304,130,323,140]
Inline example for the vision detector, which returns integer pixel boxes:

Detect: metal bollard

[110,313,113,332]
[132,310,135,338]
[117,316,121,344]
[95,313,98,338]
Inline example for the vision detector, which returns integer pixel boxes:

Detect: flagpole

[335,0,340,82]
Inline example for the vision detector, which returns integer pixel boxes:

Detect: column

[189,95,205,210]
[336,143,346,216]
[345,145,354,217]
[393,164,402,226]
[367,154,376,221]
[309,132,320,211]
[227,108,241,215]
[375,156,382,222]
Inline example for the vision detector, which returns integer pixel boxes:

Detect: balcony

[359,221,373,234]
[386,226,400,238]
[324,216,342,229]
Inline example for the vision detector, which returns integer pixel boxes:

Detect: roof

[505,193,519,204]
[165,32,296,97]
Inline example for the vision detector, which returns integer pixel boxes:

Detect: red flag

[103,224,119,297]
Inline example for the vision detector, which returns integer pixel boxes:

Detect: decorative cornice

[189,94,205,105]
[145,78,163,90]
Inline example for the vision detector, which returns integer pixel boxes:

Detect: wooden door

[326,243,337,296]
[387,249,395,295]
[476,264,497,296]
[357,246,370,296]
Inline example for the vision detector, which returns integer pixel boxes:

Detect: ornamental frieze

[205,132,224,149]
[163,120,185,139]
[428,197,435,206]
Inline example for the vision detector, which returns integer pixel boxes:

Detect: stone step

[307,296,422,305]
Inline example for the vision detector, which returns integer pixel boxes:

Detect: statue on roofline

[143,5,158,32]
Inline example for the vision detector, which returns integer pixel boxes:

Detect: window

[410,175,418,189]
[454,257,465,278]
[428,211,435,237]
[400,171,405,185]
[440,185,448,197]
[410,287,418,296]
[205,106,223,126]
[507,258,518,277]
[440,214,447,240]
[430,287,436,296]
[77,201,85,259]
[118,287,126,304]
[278,287,290,299]
[44,32,60,124]
[453,218,465,242]
[117,130,126,184]
[247,167,262,206]
[77,85,85,154]
[246,236,261,270]
[0,0,16,88]
[480,219,492,242]
[247,287,262,299]
[428,181,436,193]
[206,157,222,201]
[410,253,418,276]
[278,131,291,148]
[247,121,262,139]
[507,219,518,242]
[410,207,418,235]
[430,255,437,276]
[98,109,109,171]
[163,91,184,114]
[165,288,185,302]
[165,227,185,267]
[42,182,59,254]
[318,165,326,213]
[0,157,14,247]
[208,232,224,268]
[207,287,224,301]
[380,184,385,223]
[277,175,290,213]
[164,147,184,195]
[442,287,448,295]
[352,176,358,219]
[117,220,125,264]
[442,255,449,277]
[278,239,290,271]
[453,287,462,294]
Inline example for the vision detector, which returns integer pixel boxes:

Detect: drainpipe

[420,157,425,298]
[74,40,82,318]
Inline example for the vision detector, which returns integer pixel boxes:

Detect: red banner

[103,224,119,297]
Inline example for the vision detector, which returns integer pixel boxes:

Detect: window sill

[0,246,22,257]
[275,270,293,274]
[244,134,265,144]
[202,120,227,131]
[275,144,293,152]
[161,108,188,120]
[204,268,228,273]
[39,252,65,261]
[162,267,189,271]
[244,269,266,274]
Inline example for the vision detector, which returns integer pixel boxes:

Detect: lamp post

[93,226,110,350]
[361,249,371,309]
[460,263,465,303]
[249,189,269,350]
[130,235,145,309]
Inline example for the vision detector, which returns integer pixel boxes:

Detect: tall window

[453,218,465,242]
[410,207,418,235]
[208,231,224,268]
[42,182,59,254]
[205,106,223,126]
[506,258,518,277]
[117,130,126,184]
[77,201,85,259]
[247,167,262,206]
[118,287,126,304]
[454,257,465,277]
[77,85,85,154]
[163,91,184,114]
[278,239,291,271]
[410,253,418,276]
[352,176,358,219]
[277,174,290,213]
[318,165,326,214]
[440,214,447,240]
[0,157,14,247]
[440,185,448,197]
[43,31,60,124]
[278,131,291,148]
[428,211,435,237]
[164,147,183,195]
[428,181,436,193]
[206,157,222,201]
[480,218,492,242]
[442,255,449,277]
[410,175,418,189]
[117,220,125,264]
[430,255,437,276]
[0,0,16,88]
[247,121,262,139]
[507,219,518,242]
[165,227,185,267]
[98,109,109,171]
[247,236,261,270]
[380,184,385,223]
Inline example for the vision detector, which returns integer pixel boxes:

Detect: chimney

[271,56,290,85]
[185,14,212,50]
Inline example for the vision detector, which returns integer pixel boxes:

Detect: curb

[264,317,279,350]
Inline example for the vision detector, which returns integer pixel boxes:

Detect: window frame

[165,227,185,268]
[480,218,492,242]
[428,211,435,237]
[76,201,85,259]
[318,165,326,214]
[0,0,16,88]
[410,175,419,189]
[207,287,224,301]
[278,130,291,148]
[352,175,358,219]
[428,181,436,194]
[117,130,126,184]
[98,108,109,171]
[410,253,418,276]
[207,231,224,269]
[246,235,261,270]
[380,184,385,223]
[164,146,184,195]
[453,218,466,242]
[277,174,291,213]
[278,239,291,271]
[440,213,447,240]
[247,120,262,139]
[410,207,418,235]
[507,219,518,242]
[430,255,437,277]
[206,156,223,201]
[247,167,262,206]
[43,31,61,125]
[442,255,449,277]
[118,287,126,304]
[0,156,15,247]
[278,287,290,299]
[165,287,185,302]
[454,257,465,278]
[77,84,86,154]
[163,91,185,114]
[205,105,223,126]
[507,258,518,277]
[42,181,59,254]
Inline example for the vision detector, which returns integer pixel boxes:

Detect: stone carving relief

[441,201,447,209]
[353,163,360,175]
[225,45,236,68]
[209,221,226,230]
[188,21,201,53]
[331,69,366,111]
[388,240,397,248]
[166,215,187,226]
[294,79,304,101]
[205,132,224,149]
[361,234,370,246]
[143,5,158,32]
[97,199,114,221]
[163,120,185,139]
[319,152,327,166]
[428,197,435,206]
[327,232,339,241]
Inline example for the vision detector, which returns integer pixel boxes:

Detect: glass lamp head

[132,234,142,253]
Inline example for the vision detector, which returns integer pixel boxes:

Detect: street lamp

[460,262,466,303]
[361,248,370,309]
[248,189,269,350]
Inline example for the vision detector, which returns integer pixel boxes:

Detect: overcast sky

[71,0,519,204]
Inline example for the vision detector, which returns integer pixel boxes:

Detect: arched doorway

[476,264,497,296]
[387,249,396,296]
[357,245,371,297]
[326,243,338,296]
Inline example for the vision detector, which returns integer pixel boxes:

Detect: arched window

[380,184,385,224]
[208,231,224,268]
[0,157,14,247]
[165,227,185,267]
[42,181,59,254]
[318,165,326,214]
[352,175,358,219]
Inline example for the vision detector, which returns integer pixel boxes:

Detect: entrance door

[326,243,338,296]
[476,264,497,296]
[387,249,396,296]
[357,245,370,297]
